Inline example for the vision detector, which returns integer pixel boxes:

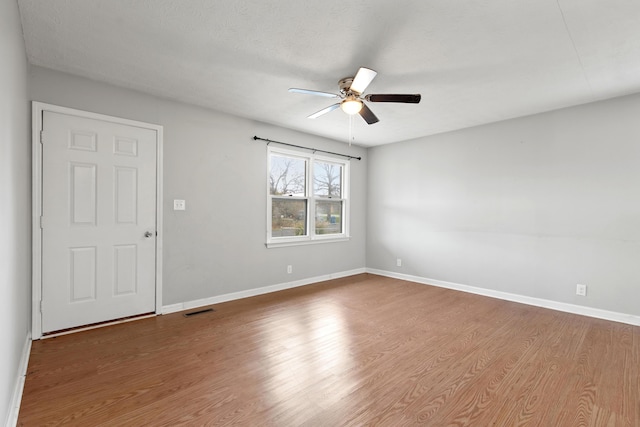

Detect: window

[267,146,349,247]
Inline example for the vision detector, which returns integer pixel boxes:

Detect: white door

[41,110,158,333]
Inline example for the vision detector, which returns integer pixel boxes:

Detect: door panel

[41,111,157,333]
[70,162,97,224]
[69,246,97,302]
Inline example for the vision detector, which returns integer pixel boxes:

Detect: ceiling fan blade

[350,67,377,94]
[365,94,421,103]
[289,88,341,98]
[308,103,341,119]
[358,103,379,125]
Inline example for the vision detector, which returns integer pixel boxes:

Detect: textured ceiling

[17,0,640,146]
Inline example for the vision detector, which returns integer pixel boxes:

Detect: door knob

[144,231,153,238]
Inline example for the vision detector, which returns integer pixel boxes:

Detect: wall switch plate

[173,199,186,211]
[397,258,402,267]
[576,284,587,296]
[287,265,292,274]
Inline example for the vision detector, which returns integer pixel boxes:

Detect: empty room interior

[2,0,640,425]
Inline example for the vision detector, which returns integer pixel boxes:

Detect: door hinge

[40,300,43,313]
[40,130,45,144]
[40,215,44,229]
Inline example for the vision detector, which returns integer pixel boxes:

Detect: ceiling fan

[289,67,421,125]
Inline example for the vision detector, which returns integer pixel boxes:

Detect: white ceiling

[17,0,640,146]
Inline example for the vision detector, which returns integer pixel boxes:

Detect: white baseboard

[6,332,31,427]
[367,268,640,326]
[162,268,366,314]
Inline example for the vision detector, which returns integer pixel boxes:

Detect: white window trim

[266,146,350,248]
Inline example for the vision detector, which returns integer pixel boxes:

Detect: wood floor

[19,274,640,426]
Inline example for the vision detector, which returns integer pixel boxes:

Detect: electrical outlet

[396,258,402,267]
[287,265,292,274]
[576,284,587,296]
[173,199,186,211]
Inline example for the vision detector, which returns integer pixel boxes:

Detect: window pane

[272,198,307,237]
[270,155,306,196]
[313,161,342,197]
[315,200,342,235]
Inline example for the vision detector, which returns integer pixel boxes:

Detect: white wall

[0,0,31,424]
[367,94,640,317]
[29,66,367,306]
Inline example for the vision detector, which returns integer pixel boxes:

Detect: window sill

[266,236,350,249]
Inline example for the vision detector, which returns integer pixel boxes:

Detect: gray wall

[367,93,640,316]
[30,66,367,305]
[0,0,31,424]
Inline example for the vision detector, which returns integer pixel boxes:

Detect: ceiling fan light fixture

[341,98,363,115]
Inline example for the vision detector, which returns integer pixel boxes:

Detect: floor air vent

[183,308,215,317]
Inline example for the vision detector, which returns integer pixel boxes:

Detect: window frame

[266,146,350,248]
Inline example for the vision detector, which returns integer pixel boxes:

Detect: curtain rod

[253,136,362,161]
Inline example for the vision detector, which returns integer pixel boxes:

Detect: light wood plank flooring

[19,274,640,426]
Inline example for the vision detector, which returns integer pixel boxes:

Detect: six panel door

[41,111,157,333]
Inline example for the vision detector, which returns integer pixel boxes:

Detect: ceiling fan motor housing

[339,77,356,93]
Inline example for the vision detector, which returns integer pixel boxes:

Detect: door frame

[32,102,164,339]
